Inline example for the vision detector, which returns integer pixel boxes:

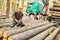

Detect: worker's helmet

[18,7,23,9]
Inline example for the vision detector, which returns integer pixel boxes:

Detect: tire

[28,12,38,20]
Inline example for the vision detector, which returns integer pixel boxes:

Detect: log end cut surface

[3,32,7,38]
[0,31,3,37]
[8,37,12,40]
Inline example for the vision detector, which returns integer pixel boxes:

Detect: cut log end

[8,37,12,40]
[2,38,7,40]
[3,32,7,38]
[0,31,3,37]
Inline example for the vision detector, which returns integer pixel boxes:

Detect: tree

[6,0,10,18]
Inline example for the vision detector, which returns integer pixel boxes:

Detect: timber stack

[0,20,60,40]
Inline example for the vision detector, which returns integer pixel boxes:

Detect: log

[3,22,48,38]
[0,27,19,38]
[24,20,47,26]
[8,23,54,40]
[54,3,60,7]
[44,28,60,40]
[22,19,45,26]
[53,31,60,40]
[0,23,11,27]
[25,20,43,26]
[0,27,10,37]
[53,7,60,10]
[23,19,44,23]
[29,27,55,40]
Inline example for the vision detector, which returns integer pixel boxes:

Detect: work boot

[17,22,25,27]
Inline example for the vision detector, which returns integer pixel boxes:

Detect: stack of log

[0,19,59,40]
[0,23,59,40]
[0,20,49,40]
[7,23,54,40]
[2,23,57,40]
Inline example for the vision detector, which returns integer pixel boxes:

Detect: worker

[42,0,49,21]
[11,7,25,28]
[55,19,60,27]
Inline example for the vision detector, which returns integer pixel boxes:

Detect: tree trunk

[44,28,59,40]
[8,23,54,40]
[3,22,48,38]
[6,0,10,18]
[29,27,55,40]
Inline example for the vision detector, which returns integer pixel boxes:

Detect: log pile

[0,20,59,40]
[29,27,55,40]
[3,21,48,39]
[7,23,53,40]
[0,20,49,40]
[44,28,60,40]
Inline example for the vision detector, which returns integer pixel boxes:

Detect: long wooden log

[0,27,11,37]
[25,20,44,26]
[0,27,19,38]
[8,23,54,40]
[53,31,60,40]
[22,19,46,27]
[24,20,48,26]
[3,22,48,38]
[29,27,55,40]
[0,23,11,27]
[44,28,60,40]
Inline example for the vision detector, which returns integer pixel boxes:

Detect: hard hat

[48,30,51,35]
[18,7,23,9]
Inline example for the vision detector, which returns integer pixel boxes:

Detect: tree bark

[8,23,54,40]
